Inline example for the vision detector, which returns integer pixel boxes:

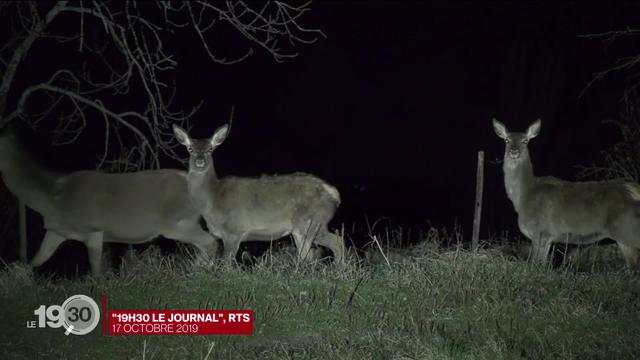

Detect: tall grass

[0,233,638,360]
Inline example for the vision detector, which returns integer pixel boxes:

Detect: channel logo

[26,294,253,336]
[28,294,101,336]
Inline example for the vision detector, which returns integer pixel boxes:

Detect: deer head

[493,118,541,162]
[173,124,229,173]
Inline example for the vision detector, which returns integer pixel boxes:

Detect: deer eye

[522,139,529,144]
[187,146,193,153]
[504,138,511,143]
[208,146,214,153]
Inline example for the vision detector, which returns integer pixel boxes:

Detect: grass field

[1,237,639,359]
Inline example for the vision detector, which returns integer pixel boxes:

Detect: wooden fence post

[472,151,484,252]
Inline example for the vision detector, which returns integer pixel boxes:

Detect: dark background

[3,1,640,271]
[170,1,638,238]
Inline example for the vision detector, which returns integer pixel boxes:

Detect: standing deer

[172,123,345,264]
[493,119,640,271]
[0,127,218,275]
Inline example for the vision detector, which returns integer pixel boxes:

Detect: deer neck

[503,153,535,210]
[186,162,219,210]
[0,149,58,214]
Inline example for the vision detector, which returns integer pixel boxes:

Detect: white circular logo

[60,295,100,336]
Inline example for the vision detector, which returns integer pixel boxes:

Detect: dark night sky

[6,1,640,255]
[165,1,639,239]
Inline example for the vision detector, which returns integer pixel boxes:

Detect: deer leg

[559,234,601,266]
[531,234,552,265]
[221,237,242,264]
[292,223,316,262]
[306,246,326,262]
[617,243,640,273]
[30,231,67,268]
[550,234,577,267]
[314,231,345,264]
[85,232,104,276]
[166,224,220,265]
[293,235,313,262]
[192,239,220,266]
[562,245,581,265]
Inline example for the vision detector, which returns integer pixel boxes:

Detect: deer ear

[526,119,541,140]
[492,119,508,139]
[210,124,229,148]
[172,124,191,146]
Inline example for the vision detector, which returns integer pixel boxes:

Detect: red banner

[107,310,254,335]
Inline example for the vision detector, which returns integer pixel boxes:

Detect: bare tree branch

[578,88,640,182]
[0,1,68,117]
[188,1,325,63]
[579,28,640,98]
[0,1,324,172]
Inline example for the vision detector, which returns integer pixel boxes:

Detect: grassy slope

[1,245,639,360]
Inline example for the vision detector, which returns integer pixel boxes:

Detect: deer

[172,123,345,265]
[493,118,640,271]
[0,126,218,275]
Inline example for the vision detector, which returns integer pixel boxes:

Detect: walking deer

[0,127,218,275]
[493,119,640,271]
[172,123,345,264]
